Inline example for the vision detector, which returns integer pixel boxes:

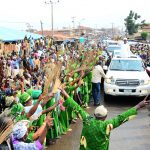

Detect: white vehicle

[104,56,150,100]
[112,50,121,57]
[107,45,122,53]
[103,40,119,46]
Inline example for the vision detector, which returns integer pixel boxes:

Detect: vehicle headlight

[140,79,150,85]
[105,78,115,84]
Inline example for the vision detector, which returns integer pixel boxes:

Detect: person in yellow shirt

[34,56,40,70]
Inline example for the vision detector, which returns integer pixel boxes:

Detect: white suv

[104,56,150,99]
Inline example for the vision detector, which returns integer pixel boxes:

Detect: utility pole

[45,0,59,38]
[71,16,76,36]
[72,16,76,29]
[51,2,54,38]
[111,23,114,39]
[40,20,44,37]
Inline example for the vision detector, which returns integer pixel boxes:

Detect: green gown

[46,97,60,140]
[81,76,89,106]
[66,85,77,122]
[58,78,70,132]
[59,104,69,133]
[87,71,92,96]
[63,97,137,150]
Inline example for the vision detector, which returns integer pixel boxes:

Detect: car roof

[113,50,121,53]
[112,55,141,60]
[107,45,120,47]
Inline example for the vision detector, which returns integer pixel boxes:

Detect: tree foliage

[141,32,148,40]
[124,10,147,35]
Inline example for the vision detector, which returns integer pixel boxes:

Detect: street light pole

[111,23,114,39]
[71,16,76,36]
[45,0,59,38]
[51,1,54,38]
[40,20,44,37]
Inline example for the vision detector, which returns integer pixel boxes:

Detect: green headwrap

[20,92,31,104]
[11,103,24,115]
[32,90,42,99]
[26,89,33,96]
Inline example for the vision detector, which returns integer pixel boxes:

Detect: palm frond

[0,121,13,144]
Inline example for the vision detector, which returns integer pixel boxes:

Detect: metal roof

[0,27,42,42]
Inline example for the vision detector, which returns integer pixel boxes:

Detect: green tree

[124,10,147,35]
[141,32,148,40]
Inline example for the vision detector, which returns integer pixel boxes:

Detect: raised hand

[38,95,46,101]
[135,95,150,110]
[45,116,54,128]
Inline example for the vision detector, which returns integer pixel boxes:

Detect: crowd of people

[0,35,102,149]
[130,42,150,64]
[0,36,149,150]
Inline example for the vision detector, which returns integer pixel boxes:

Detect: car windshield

[115,52,120,55]
[109,59,145,71]
[108,42,118,45]
[107,46,121,51]
[113,51,120,55]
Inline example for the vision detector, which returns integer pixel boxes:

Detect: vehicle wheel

[104,93,111,102]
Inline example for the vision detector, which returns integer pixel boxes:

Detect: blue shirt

[29,58,34,67]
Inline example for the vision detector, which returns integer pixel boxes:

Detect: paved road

[47,94,150,150]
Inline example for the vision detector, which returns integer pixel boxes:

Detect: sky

[0,0,149,31]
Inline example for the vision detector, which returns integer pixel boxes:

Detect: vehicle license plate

[124,89,132,93]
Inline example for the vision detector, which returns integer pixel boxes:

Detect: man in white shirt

[92,61,108,106]
[120,38,132,58]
